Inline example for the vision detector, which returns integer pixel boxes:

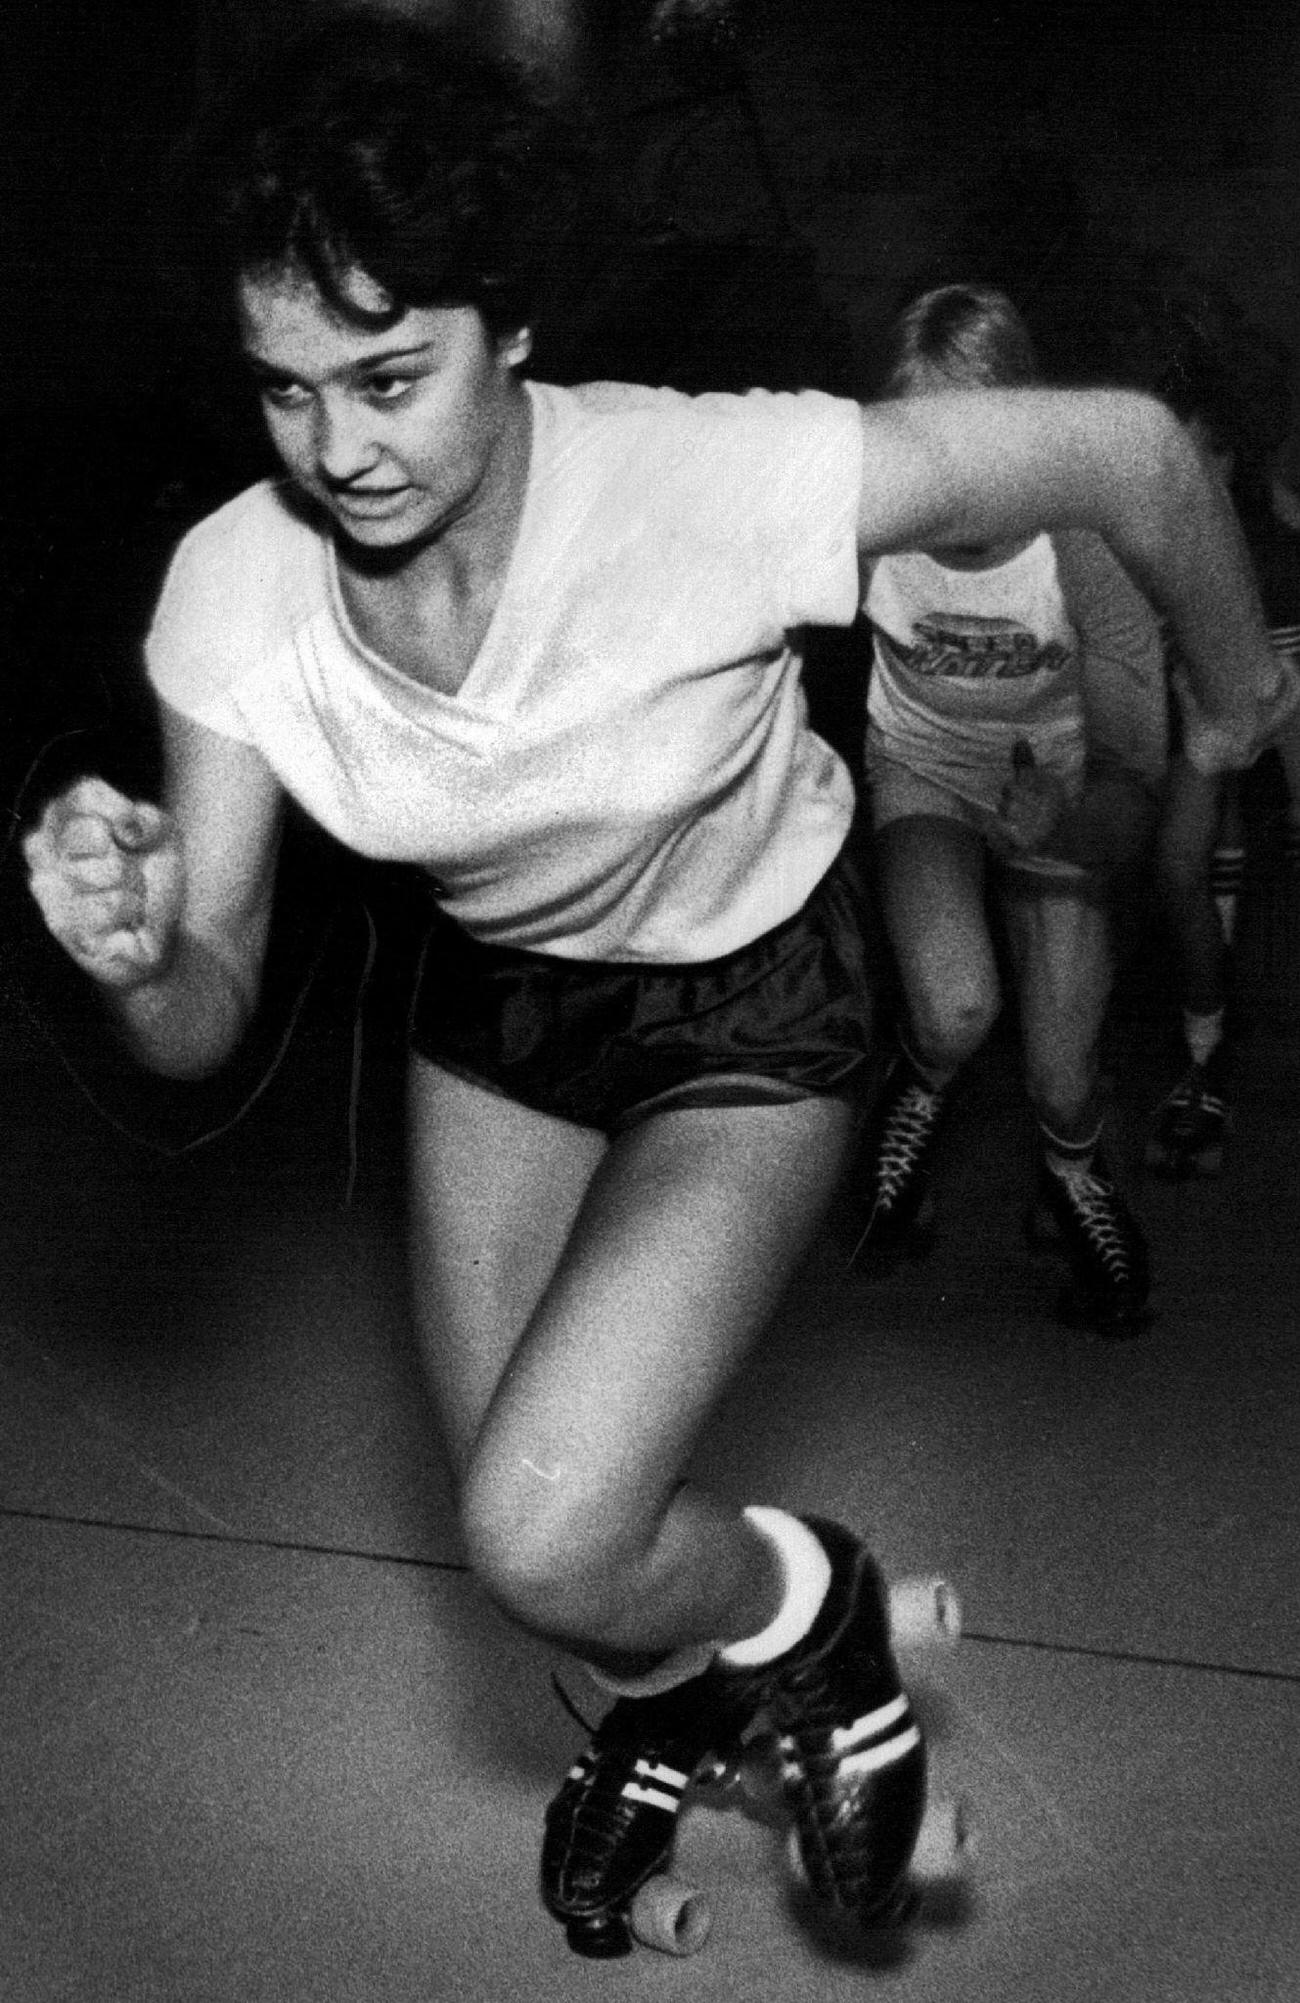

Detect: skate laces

[1053,1169,1135,1278]
[549,1678,720,1829]
[547,1714,692,1879]
[551,1674,597,1734]
[876,1079,944,1198]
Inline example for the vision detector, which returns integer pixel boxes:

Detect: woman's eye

[364,375,414,403]
[260,380,310,410]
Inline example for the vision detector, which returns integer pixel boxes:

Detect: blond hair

[880,284,1039,397]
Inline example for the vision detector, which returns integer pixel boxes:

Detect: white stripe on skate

[778,1720,921,1785]
[635,1760,688,1791]
[623,1781,684,1813]
[776,1693,918,1775]
[829,1724,922,1778]
[828,1693,910,1752]
[620,1758,688,1815]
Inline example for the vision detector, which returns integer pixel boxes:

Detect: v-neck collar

[322,382,543,715]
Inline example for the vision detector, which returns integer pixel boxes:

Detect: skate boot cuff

[584,1642,718,1701]
[716,1507,834,1670]
[898,1037,958,1096]
[1038,1118,1103,1178]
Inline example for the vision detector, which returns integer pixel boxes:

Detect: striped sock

[1210,844,1245,945]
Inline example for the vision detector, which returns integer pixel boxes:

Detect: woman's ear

[501,326,533,368]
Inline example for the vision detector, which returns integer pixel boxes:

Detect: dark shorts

[408,848,876,1134]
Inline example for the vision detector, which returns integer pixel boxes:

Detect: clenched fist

[24,777,185,990]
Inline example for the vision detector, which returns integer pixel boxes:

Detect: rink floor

[1,863,1297,2003]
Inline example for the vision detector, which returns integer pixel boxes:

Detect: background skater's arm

[23,704,283,1080]
[855,388,1272,768]
[1054,526,1170,786]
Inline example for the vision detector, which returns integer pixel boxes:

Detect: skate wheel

[889,1576,962,1649]
[912,1794,975,1874]
[629,1874,712,1956]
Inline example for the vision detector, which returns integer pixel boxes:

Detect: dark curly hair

[179,12,575,340]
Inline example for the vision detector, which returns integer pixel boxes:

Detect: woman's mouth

[331,485,413,519]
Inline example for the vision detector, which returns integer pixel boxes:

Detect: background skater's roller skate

[1027,1153,1153,1337]
[847,1052,950,1271]
[1145,1050,1231,1179]
[541,1515,967,1958]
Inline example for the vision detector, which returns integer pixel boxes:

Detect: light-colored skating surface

[1,959,1296,2002]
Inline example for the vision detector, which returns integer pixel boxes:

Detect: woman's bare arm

[856,388,1270,762]
[24,704,284,1079]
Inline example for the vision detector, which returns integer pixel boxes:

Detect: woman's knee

[457,1444,646,1643]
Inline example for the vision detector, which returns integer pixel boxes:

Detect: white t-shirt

[864,535,1087,813]
[147,379,865,963]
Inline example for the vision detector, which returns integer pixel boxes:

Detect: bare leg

[848,814,995,1261]
[873,814,998,1072]
[406,1058,855,1670]
[1156,752,1229,1018]
[999,878,1111,1140]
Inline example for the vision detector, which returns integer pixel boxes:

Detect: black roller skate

[848,1053,949,1270]
[1145,1049,1231,1179]
[541,1668,747,1957]
[541,1522,965,1957]
[735,1517,945,1927]
[1029,1153,1152,1336]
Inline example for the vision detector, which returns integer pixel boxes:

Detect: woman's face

[237,263,531,552]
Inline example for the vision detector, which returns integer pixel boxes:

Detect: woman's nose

[315,395,379,482]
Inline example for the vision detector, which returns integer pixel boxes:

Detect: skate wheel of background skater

[629,1873,712,1956]
[888,1576,962,1650]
